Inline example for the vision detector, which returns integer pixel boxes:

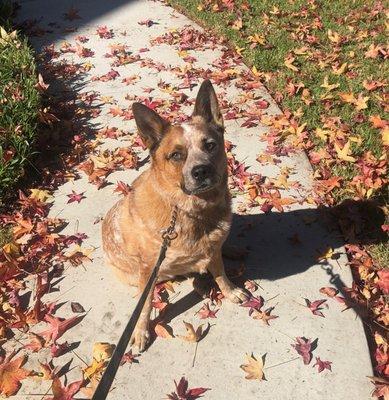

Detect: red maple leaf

[292,337,314,365]
[197,302,219,319]
[96,25,114,39]
[241,296,264,315]
[114,181,132,196]
[120,349,139,366]
[167,377,210,400]
[66,191,86,204]
[37,314,84,343]
[304,298,328,317]
[376,270,389,294]
[46,377,84,400]
[313,357,332,373]
[51,341,71,358]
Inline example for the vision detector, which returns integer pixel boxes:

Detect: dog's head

[132,80,227,197]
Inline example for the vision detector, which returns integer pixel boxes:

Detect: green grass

[0,0,40,205]
[169,0,388,265]
[0,225,11,248]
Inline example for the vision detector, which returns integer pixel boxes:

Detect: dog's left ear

[132,102,170,151]
[193,80,224,129]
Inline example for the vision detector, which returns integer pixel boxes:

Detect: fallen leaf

[47,377,84,400]
[0,354,31,397]
[292,337,313,365]
[70,302,85,313]
[196,302,219,319]
[120,349,139,366]
[154,322,174,338]
[37,314,84,343]
[252,307,278,325]
[66,191,86,204]
[179,321,206,343]
[304,299,328,317]
[240,353,265,380]
[167,377,210,400]
[334,141,356,163]
[313,357,332,373]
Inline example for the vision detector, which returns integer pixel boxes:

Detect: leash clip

[161,205,178,246]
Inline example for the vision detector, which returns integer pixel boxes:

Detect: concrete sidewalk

[15,0,372,398]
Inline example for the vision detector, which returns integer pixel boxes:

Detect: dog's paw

[223,286,250,304]
[130,324,150,352]
[192,273,214,298]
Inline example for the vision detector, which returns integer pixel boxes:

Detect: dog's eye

[170,151,183,161]
[205,141,217,152]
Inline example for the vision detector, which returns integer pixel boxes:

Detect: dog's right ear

[132,103,170,151]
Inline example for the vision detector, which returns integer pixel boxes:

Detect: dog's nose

[191,164,212,181]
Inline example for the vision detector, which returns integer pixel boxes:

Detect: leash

[92,206,178,400]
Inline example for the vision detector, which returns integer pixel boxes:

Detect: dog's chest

[158,216,230,279]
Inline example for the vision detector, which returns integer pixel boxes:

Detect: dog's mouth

[181,182,216,196]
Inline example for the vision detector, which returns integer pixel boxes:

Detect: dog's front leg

[129,268,155,352]
[207,250,250,303]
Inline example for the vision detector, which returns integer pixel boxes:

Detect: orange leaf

[0,354,31,397]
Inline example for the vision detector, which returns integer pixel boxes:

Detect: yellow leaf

[293,46,309,55]
[232,17,243,30]
[332,62,347,75]
[317,247,333,261]
[179,321,206,343]
[92,342,115,362]
[2,242,20,258]
[99,95,114,104]
[235,46,245,56]
[284,56,299,72]
[327,29,341,44]
[83,359,106,380]
[177,50,188,58]
[82,61,94,71]
[83,342,115,380]
[334,140,356,162]
[354,94,369,111]
[247,33,265,46]
[315,128,332,141]
[320,76,339,92]
[29,189,53,202]
[240,353,265,380]
[339,92,356,104]
[382,127,389,146]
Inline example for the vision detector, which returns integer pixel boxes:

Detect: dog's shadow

[164,200,387,324]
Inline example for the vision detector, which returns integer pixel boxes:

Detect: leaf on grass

[284,56,299,72]
[240,353,265,381]
[334,141,356,163]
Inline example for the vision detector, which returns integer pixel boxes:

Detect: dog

[102,80,250,351]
